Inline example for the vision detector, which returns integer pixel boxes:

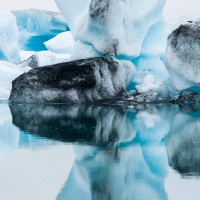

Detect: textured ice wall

[0,12,20,64]
[55,0,166,59]
[12,9,69,51]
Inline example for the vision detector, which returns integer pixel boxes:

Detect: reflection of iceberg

[0,104,19,158]
[0,104,59,158]
[10,103,171,199]
[166,104,200,176]
[8,103,200,198]
[57,120,170,200]
[10,104,172,146]
[10,104,136,145]
[57,144,168,200]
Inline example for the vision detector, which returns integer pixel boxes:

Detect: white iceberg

[0,12,20,64]
[55,0,167,59]
[54,0,172,98]
[12,9,68,51]
[44,31,75,54]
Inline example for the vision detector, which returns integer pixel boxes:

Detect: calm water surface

[0,103,200,200]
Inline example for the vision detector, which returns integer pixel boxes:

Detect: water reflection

[9,104,171,146]
[0,103,200,199]
[166,104,200,177]
[9,104,171,199]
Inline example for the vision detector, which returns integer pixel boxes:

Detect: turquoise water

[0,103,200,200]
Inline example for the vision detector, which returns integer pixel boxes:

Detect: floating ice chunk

[135,75,164,94]
[44,31,75,54]
[55,0,166,58]
[12,9,68,51]
[0,12,20,64]
[144,75,155,85]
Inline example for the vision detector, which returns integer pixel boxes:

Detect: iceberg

[12,9,69,51]
[0,12,20,64]
[55,0,167,59]
[165,21,200,93]
[9,57,134,103]
[54,0,172,100]
[44,31,75,54]
[2,0,198,102]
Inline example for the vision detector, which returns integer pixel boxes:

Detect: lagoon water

[0,102,200,200]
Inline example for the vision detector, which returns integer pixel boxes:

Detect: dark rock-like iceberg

[9,57,133,103]
[165,21,200,93]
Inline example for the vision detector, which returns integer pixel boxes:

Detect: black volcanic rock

[9,57,132,103]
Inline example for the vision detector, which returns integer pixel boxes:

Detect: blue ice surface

[12,9,70,52]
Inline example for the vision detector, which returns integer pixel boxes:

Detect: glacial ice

[0,12,20,64]
[55,0,166,58]
[12,9,69,51]
[0,0,199,101]
[54,0,173,100]
[44,31,75,54]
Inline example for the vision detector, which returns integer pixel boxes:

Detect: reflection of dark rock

[9,57,131,103]
[9,104,134,145]
[166,108,200,176]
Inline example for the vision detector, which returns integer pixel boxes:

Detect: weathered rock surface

[9,57,133,103]
[165,21,200,92]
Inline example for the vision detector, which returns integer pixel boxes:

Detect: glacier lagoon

[1,102,200,200]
